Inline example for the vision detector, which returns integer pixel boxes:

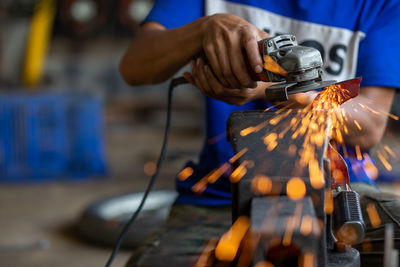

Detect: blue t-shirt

[144,0,400,206]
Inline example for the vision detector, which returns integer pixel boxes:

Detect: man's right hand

[201,14,269,89]
[184,57,268,106]
[120,13,268,88]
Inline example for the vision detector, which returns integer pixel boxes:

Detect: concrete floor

[0,94,204,267]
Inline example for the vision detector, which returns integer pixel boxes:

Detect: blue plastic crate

[0,93,107,182]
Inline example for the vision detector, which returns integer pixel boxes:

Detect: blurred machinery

[0,0,154,87]
[56,0,154,37]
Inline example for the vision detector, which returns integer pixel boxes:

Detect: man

[120,0,400,266]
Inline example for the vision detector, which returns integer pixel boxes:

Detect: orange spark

[355,145,362,160]
[253,121,269,132]
[207,132,226,145]
[177,167,194,181]
[263,55,288,76]
[229,148,249,163]
[192,180,207,195]
[378,109,400,120]
[299,145,316,168]
[282,202,303,246]
[270,115,285,125]
[384,145,396,158]
[335,128,343,144]
[240,127,255,137]
[230,161,250,183]
[324,189,334,214]
[389,113,399,120]
[286,177,306,200]
[343,125,349,134]
[359,103,380,116]
[353,120,362,130]
[309,159,325,189]
[278,125,292,139]
[341,143,349,158]
[366,203,381,228]
[362,153,379,180]
[143,161,157,176]
[290,117,297,126]
[264,133,277,144]
[300,215,313,236]
[208,163,230,184]
[264,106,275,112]
[241,121,270,137]
[377,151,392,171]
[266,141,278,151]
[312,83,350,110]
[251,175,272,195]
[195,238,218,267]
[288,144,297,156]
[215,216,250,262]
[263,132,278,151]
[303,252,315,267]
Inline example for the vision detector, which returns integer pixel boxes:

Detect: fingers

[203,27,262,89]
[228,32,257,89]
[190,59,207,96]
[215,37,241,89]
[190,57,267,105]
[241,30,263,75]
[206,31,259,89]
[203,61,251,104]
[195,59,214,96]
[203,43,231,88]
[189,58,243,104]
[183,72,194,84]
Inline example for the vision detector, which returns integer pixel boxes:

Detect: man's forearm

[339,86,395,150]
[120,18,208,85]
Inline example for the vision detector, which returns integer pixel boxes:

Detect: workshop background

[0,1,399,267]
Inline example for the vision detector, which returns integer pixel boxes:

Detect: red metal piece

[334,77,361,100]
[327,144,351,189]
[312,77,361,189]
[312,78,361,109]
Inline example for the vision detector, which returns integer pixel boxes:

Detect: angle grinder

[248,34,360,102]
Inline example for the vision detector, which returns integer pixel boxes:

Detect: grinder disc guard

[266,80,337,102]
[289,80,337,94]
[266,77,361,103]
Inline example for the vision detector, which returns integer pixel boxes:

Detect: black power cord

[104,77,188,267]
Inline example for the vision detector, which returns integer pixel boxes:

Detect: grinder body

[248,34,336,102]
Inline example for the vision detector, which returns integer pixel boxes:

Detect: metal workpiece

[227,109,362,266]
[228,110,330,266]
[227,110,330,220]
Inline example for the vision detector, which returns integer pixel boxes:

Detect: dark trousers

[126,183,400,267]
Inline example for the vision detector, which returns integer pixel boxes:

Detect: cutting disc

[265,80,337,102]
[287,80,337,94]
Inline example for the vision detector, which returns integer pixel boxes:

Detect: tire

[77,190,178,248]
